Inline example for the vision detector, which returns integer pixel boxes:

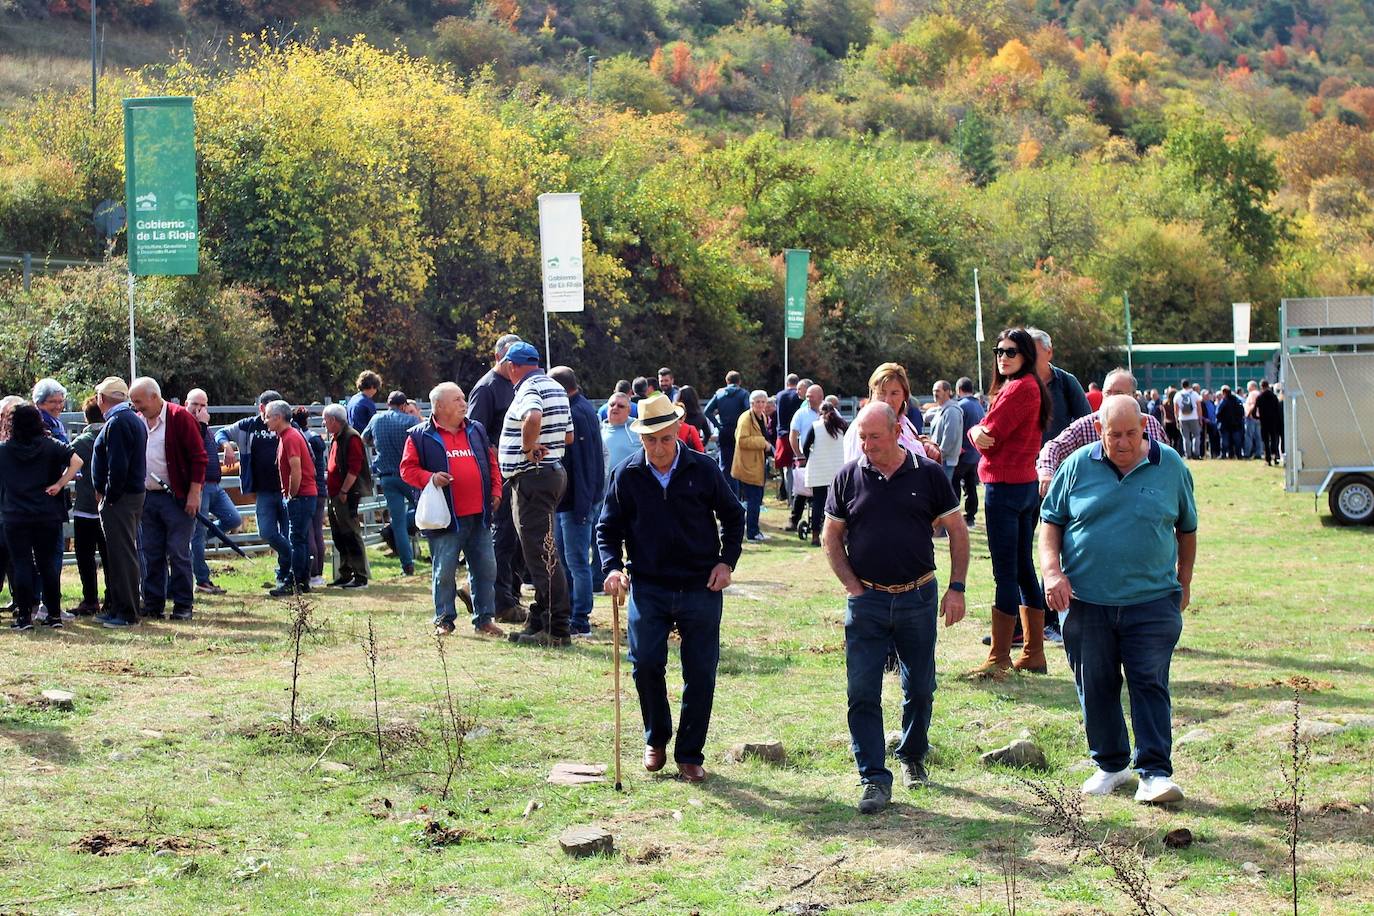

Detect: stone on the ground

[1066,759,1097,774]
[558,825,614,858]
[724,741,786,764]
[319,761,351,774]
[886,731,901,752]
[1261,720,1348,741]
[1163,827,1193,849]
[979,738,1049,771]
[548,763,606,785]
[1242,861,1265,877]
[1176,728,1213,746]
[1337,714,1374,730]
[41,689,75,710]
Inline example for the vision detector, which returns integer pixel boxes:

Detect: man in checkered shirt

[1037,369,1167,498]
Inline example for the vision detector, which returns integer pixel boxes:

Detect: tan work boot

[1013,606,1048,674]
[968,609,1016,678]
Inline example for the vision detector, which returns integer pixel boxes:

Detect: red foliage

[1339,87,1374,125]
[1262,44,1288,69]
[1189,2,1229,39]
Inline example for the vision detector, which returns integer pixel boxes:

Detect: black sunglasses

[993,347,1021,358]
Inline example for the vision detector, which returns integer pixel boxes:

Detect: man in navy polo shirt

[823,403,970,815]
[1040,395,1198,805]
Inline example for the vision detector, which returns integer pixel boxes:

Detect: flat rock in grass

[1176,728,1214,746]
[724,741,786,764]
[1163,827,1194,849]
[558,825,613,858]
[1336,714,1374,730]
[548,763,606,786]
[41,689,75,710]
[979,738,1049,771]
[319,761,351,774]
[1260,720,1348,741]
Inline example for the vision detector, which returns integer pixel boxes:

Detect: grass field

[0,459,1371,914]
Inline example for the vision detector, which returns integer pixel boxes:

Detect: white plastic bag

[415,480,452,530]
[791,466,813,498]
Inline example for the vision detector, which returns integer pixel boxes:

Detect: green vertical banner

[124,96,199,276]
[784,248,810,340]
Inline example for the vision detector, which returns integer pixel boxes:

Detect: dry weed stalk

[287,590,314,733]
[1019,777,1170,916]
[432,633,476,801]
[1274,689,1310,916]
[363,613,386,771]
[998,833,1020,915]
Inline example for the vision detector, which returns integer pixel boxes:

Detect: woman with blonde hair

[843,363,941,463]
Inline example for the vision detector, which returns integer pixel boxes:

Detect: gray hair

[130,376,162,398]
[494,334,523,359]
[265,399,293,422]
[1026,327,1052,349]
[321,403,347,425]
[750,389,769,403]
[1103,368,1137,393]
[856,402,897,430]
[1098,394,1142,425]
[31,378,66,405]
[429,381,461,404]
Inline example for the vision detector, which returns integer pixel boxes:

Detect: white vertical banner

[973,268,985,342]
[538,192,585,313]
[1233,302,1251,357]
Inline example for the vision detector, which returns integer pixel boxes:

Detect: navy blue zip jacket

[402,417,495,535]
[597,443,745,589]
[91,402,148,504]
[703,385,750,446]
[558,392,605,521]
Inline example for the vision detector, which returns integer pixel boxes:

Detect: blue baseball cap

[501,342,541,367]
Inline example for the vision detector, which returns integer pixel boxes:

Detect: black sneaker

[401,565,415,576]
[42,616,63,629]
[11,616,33,631]
[268,584,307,598]
[900,758,929,789]
[857,782,891,814]
[327,575,353,588]
[340,577,368,589]
[170,608,194,621]
[141,608,165,621]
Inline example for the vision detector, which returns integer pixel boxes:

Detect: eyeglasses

[993,347,1020,358]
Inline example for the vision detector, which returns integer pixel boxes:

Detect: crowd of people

[0,327,1240,812]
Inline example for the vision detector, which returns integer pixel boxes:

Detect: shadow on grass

[0,725,82,764]
[1318,515,1374,533]
[697,770,1073,880]
[1172,647,1374,678]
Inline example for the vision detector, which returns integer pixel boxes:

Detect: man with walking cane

[597,396,745,784]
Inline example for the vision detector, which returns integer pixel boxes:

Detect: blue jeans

[285,495,316,588]
[554,510,596,633]
[191,482,243,585]
[1221,427,1243,459]
[1243,418,1262,458]
[139,490,196,613]
[378,474,417,569]
[845,581,939,787]
[1060,593,1182,778]
[739,482,763,538]
[627,581,722,765]
[429,515,496,627]
[983,481,1045,615]
[255,491,290,582]
[718,442,739,497]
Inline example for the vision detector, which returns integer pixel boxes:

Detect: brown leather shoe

[474,621,505,638]
[643,745,666,772]
[679,763,707,783]
[1013,606,1048,674]
[494,605,528,624]
[967,608,1017,679]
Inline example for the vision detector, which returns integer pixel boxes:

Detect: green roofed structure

[1116,342,1280,392]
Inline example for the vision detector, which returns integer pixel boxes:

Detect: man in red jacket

[129,377,208,622]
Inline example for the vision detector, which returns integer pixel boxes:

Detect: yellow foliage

[1014,128,1041,168]
[988,39,1042,79]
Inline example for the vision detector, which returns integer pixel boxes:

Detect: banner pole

[1124,291,1133,377]
[783,336,788,383]
[543,309,552,366]
[128,271,137,379]
[973,268,984,395]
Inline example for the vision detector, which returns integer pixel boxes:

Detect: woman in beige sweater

[731,390,772,542]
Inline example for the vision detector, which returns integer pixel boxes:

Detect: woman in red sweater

[968,327,1052,677]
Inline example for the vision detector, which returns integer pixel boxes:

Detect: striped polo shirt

[499,372,570,478]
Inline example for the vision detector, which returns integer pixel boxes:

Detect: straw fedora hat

[628,393,685,435]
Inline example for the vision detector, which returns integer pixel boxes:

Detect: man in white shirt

[1172,381,1202,460]
[787,384,824,531]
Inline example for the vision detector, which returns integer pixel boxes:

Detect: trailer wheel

[1329,475,1374,525]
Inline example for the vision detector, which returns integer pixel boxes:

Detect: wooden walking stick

[611,591,624,791]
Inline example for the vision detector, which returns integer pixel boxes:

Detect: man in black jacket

[1215,385,1246,459]
[598,396,745,784]
[89,377,148,628]
[550,366,604,638]
[703,371,751,498]
[468,333,527,623]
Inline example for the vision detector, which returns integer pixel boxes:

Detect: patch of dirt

[71,831,211,856]
[803,643,842,655]
[77,659,193,678]
[364,797,395,819]
[624,843,669,864]
[1270,675,1335,692]
[418,820,469,847]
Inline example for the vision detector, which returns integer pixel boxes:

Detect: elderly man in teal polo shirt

[1040,395,1197,805]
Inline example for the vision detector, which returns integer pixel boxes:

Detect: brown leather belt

[860,572,935,594]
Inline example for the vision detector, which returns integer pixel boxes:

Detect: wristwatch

[947,581,966,593]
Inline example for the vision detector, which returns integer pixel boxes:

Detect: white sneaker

[748,532,768,542]
[309,576,326,588]
[1081,767,1137,796]
[1135,775,1184,804]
